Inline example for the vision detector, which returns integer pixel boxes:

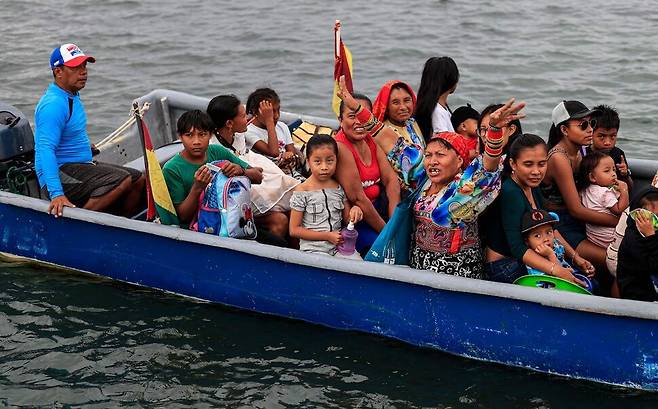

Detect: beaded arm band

[354,104,384,136]
[484,127,504,158]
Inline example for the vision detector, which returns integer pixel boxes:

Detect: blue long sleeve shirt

[34,83,92,198]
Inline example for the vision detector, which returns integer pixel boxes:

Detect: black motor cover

[0,102,34,161]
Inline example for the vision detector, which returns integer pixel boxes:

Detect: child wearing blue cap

[521,209,594,290]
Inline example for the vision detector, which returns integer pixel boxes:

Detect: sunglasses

[571,118,597,131]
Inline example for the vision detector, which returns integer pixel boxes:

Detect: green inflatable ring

[513,275,592,295]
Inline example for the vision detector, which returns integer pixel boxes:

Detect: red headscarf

[372,80,417,122]
[432,131,475,170]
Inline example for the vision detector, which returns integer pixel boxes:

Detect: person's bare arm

[609,181,629,215]
[336,143,385,232]
[550,155,618,226]
[554,230,596,277]
[521,249,587,286]
[244,167,263,184]
[373,126,399,154]
[482,98,526,171]
[250,100,280,157]
[375,144,400,217]
[289,209,342,244]
[175,166,213,223]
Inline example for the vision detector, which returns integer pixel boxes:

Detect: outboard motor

[0,102,40,197]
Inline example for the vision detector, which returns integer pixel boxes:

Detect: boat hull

[1,193,657,391]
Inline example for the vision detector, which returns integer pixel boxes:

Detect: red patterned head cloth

[372,80,417,122]
[432,131,471,169]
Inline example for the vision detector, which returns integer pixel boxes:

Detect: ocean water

[1,0,658,407]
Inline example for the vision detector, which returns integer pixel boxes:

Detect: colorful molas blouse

[384,120,426,192]
[413,156,503,255]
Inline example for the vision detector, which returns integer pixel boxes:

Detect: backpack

[191,161,257,239]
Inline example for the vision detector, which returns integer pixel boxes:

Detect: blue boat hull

[1,195,657,391]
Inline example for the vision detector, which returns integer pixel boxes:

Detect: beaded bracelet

[485,140,504,149]
[484,150,503,158]
[354,104,381,133]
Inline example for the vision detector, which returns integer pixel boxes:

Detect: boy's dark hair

[415,56,460,141]
[576,151,610,191]
[246,88,280,116]
[207,94,241,130]
[338,92,372,119]
[639,192,658,208]
[177,109,215,134]
[592,104,620,131]
[305,134,338,159]
[450,104,480,131]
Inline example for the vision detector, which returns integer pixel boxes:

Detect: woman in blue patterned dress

[410,100,526,278]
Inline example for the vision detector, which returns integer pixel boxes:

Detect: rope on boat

[95,102,151,149]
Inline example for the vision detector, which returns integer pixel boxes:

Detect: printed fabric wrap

[365,176,427,265]
[416,156,502,229]
[386,121,425,192]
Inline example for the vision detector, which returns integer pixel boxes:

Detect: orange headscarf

[372,80,417,122]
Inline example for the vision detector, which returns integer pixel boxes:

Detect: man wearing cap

[34,43,144,217]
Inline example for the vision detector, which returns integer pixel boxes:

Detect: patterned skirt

[410,245,484,279]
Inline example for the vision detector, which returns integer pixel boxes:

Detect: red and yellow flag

[133,103,179,226]
[332,20,354,117]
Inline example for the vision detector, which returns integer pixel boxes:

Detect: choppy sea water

[2,260,657,409]
[2,0,658,407]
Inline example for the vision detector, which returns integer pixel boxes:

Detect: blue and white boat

[1,90,657,391]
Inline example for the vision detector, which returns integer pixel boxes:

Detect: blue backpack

[191,163,257,240]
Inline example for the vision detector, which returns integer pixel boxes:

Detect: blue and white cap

[551,100,599,126]
[50,43,96,70]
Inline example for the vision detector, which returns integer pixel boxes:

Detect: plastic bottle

[337,222,358,255]
[383,239,396,265]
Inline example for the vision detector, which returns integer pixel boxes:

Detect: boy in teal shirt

[163,110,262,227]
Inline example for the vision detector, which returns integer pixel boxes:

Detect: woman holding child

[410,100,526,278]
[483,134,595,284]
[541,101,621,289]
[371,80,426,195]
[334,78,401,251]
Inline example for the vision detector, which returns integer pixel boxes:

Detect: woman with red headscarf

[411,100,526,279]
[372,81,426,194]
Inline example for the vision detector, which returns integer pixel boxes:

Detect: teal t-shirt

[162,144,249,207]
[484,177,544,260]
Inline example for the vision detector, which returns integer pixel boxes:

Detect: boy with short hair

[589,104,633,189]
[450,104,480,160]
[617,187,658,301]
[162,110,262,228]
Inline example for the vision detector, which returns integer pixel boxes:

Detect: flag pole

[132,102,155,221]
[334,20,341,60]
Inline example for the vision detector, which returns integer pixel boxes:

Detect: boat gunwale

[2,190,657,321]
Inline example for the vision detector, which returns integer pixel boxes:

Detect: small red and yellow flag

[133,103,179,226]
[332,20,354,117]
